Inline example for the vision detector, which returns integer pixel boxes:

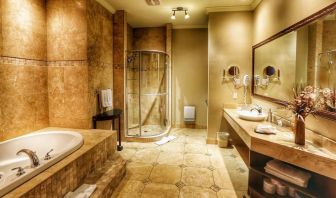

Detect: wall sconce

[222,66,249,89]
[254,65,280,88]
[171,7,190,20]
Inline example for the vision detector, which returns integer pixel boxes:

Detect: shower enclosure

[125,50,171,137]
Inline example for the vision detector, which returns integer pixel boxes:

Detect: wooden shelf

[250,166,317,198]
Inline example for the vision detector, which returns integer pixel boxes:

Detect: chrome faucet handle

[12,167,25,176]
[44,149,54,160]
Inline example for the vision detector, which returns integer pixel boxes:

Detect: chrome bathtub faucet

[16,149,40,168]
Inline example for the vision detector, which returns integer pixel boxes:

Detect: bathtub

[0,131,83,197]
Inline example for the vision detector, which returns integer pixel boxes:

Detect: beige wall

[253,0,336,44]
[208,12,253,142]
[172,29,208,128]
[253,0,336,141]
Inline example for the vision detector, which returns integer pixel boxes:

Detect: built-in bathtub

[0,131,83,197]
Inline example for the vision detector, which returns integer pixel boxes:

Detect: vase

[294,117,305,145]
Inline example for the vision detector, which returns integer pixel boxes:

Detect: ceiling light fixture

[171,11,176,20]
[171,7,190,20]
[184,10,190,19]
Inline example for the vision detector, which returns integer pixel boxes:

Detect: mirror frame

[252,2,336,121]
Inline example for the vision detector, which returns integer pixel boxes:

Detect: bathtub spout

[16,149,40,168]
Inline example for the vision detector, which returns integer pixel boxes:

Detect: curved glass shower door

[126,50,170,137]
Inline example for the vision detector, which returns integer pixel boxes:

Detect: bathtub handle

[12,167,25,176]
[44,149,54,160]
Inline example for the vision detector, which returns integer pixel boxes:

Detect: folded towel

[64,184,97,198]
[255,124,276,134]
[265,166,308,187]
[265,160,311,187]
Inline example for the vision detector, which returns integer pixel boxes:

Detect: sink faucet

[17,149,40,168]
[250,105,263,114]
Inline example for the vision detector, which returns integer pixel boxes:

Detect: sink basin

[238,110,267,121]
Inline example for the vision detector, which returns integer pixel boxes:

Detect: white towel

[64,184,97,198]
[255,124,276,134]
[100,89,112,108]
[155,136,176,145]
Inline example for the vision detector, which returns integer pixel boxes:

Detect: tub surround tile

[46,0,87,61]
[2,0,46,60]
[3,127,119,198]
[86,154,126,198]
[0,64,49,140]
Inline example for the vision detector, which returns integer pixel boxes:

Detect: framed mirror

[252,3,336,120]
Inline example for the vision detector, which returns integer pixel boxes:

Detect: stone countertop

[223,108,336,179]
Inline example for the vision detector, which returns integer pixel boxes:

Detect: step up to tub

[84,154,126,198]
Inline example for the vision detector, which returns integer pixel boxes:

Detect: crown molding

[172,24,208,29]
[206,0,263,13]
[251,0,262,9]
[96,0,116,13]
[206,5,252,13]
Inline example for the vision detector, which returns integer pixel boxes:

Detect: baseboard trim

[206,138,217,145]
[172,124,207,129]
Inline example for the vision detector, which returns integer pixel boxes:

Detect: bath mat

[155,136,176,145]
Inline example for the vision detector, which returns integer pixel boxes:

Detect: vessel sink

[238,110,267,121]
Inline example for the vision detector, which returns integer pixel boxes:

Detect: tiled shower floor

[128,125,166,137]
[113,128,249,198]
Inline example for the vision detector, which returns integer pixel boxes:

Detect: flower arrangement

[286,86,319,121]
[318,88,336,112]
[284,85,335,145]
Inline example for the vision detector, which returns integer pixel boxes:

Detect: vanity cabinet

[223,109,336,198]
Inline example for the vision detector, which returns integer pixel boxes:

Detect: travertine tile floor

[112,128,249,198]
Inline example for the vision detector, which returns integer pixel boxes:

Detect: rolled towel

[265,160,311,187]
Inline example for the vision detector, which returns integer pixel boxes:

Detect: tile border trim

[0,56,88,67]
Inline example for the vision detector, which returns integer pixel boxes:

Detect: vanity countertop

[223,108,336,179]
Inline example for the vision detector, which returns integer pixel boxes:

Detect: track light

[184,11,190,19]
[170,7,190,20]
[171,11,176,20]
